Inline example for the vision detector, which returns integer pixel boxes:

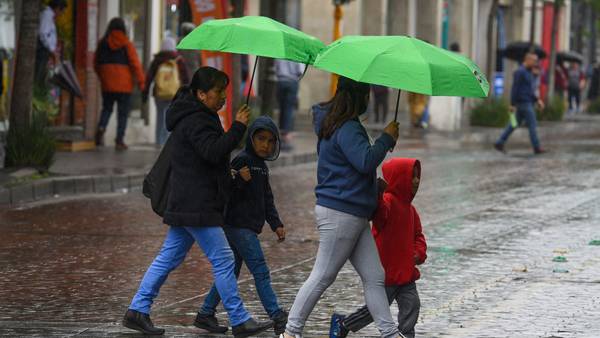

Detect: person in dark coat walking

[142,37,190,146]
[197,116,288,335]
[124,67,272,337]
[494,52,545,155]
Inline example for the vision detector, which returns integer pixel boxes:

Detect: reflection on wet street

[1,137,600,337]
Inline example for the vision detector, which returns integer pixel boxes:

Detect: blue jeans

[199,227,282,318]
[98,92,131,143]
[129,226,251,326]
[277,80,299,134]
[419,105,430,125]
[154,98,171,146]
[496,102,540,149]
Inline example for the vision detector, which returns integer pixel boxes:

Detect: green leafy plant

[469,97,510,127]
[537,96,565,121]
[33,84,59,120]
[4,111,56,171]
[586,98,600,114]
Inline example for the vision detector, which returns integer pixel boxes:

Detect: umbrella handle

[246,55,259,106]
[393,89,402,122]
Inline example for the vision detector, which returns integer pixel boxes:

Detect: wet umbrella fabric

[50,60,83,98]
[177,16,325,104]
[502,41,547,61]
[557,51,584,64]
[312,35,489,120]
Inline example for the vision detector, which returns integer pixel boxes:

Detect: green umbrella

[313,35,489,121]
[177,16,325,104]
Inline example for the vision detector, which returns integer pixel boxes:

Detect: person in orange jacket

[94,17,145,150]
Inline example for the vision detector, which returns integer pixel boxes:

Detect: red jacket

[372,158,427,286]
[94,30,145,93]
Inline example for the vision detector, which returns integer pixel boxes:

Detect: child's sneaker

[272,310,288,335]
[329,313,349,338]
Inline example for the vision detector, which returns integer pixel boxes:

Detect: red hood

[382,158,420,203]
[106,31,130,50]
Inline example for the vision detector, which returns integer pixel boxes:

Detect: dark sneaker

[272,310,288,335]
[232,318,273,338]
[115,142,129,151]
[193,313,228,333]
[534,147,547,155]
[122,309,165,335]
[329,313,349,338]
[95,128,105,146]
[493,143,506,153]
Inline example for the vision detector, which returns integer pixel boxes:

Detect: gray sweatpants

[343,282,420,338]
[285,205,399,338]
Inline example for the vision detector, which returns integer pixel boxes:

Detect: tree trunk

[529,0,537,46]
[258,0,282,117]
[486,0,499,90]
[547,0,562,101]
[9,0,41,131]
[590,6,597,63]
[230,0,244,114]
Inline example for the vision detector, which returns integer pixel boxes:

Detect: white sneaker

[279,334,302,338]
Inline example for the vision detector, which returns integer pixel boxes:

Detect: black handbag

[143,137,172,217]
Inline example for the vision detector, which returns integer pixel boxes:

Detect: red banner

[188,0,233,129]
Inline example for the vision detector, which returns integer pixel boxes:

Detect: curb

[0,151,318,207]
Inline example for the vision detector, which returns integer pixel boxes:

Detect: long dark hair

[104,17,127,38]
[319,77,370,140]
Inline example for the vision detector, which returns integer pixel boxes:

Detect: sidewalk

[2,114,599,206]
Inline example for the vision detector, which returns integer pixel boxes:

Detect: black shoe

[193,313,228,333]
[122,309,165,335]
[534,147,547,155]
[272,310,288,335]
[232,318,273,338]
[493,143,506,153]
[95,128,105,146]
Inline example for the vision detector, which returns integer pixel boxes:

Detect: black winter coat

[224,116,283,234]
[163,87,246,227]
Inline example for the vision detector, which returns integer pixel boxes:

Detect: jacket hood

[246,116,280,161]
[382,158,420,202]
[106,30,130,50]
[311,102,330,136]
[165,86,211,131]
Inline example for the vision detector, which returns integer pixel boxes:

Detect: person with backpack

[94,17,145,150]
[142,37,189,146]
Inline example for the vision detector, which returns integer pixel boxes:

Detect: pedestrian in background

[587,62,600,104]
[494,52,545,155]
[275,59,304,151]
[567,62,586,115]
[372,85,389,124]
[142,37,189,146]
[197,116,288,336]
[282,77,401,338]
[330,158,427,338]
[179,22,201,80]
[124,67,272,337]
[407,92,429,129]
[94,17,145,150]
[35,0,67,85]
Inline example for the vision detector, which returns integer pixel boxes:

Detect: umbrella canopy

[557,50,584,64]
[313,35,489,98]
[177,16,325,64]
[50,61,83,98]
[502,41,547,61]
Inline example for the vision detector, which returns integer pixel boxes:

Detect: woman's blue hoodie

[312,103,396,218]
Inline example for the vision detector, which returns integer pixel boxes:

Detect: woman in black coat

[124,67,272,337]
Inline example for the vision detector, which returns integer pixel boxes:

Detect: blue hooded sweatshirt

[312,103,396,218]
[224,116,283,234]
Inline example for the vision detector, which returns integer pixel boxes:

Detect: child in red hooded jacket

[329,158,427,338]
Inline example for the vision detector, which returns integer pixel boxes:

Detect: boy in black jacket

[195,116,288,335]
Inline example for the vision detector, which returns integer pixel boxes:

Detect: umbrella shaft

[246,56,259,106]
[394,89,401,122]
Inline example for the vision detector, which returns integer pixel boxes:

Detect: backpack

[155,59,181,100]
[143,136,172,217]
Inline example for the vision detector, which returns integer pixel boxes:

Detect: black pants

[343,282,420,338]
[98,92,132,144]
[568,87,581,112]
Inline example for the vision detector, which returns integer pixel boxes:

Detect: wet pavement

[1,132,600,337]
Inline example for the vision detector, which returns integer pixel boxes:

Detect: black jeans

[568,87,581,112]
[98,92,131,143]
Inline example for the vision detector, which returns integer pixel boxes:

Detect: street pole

[330,4,343,96]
